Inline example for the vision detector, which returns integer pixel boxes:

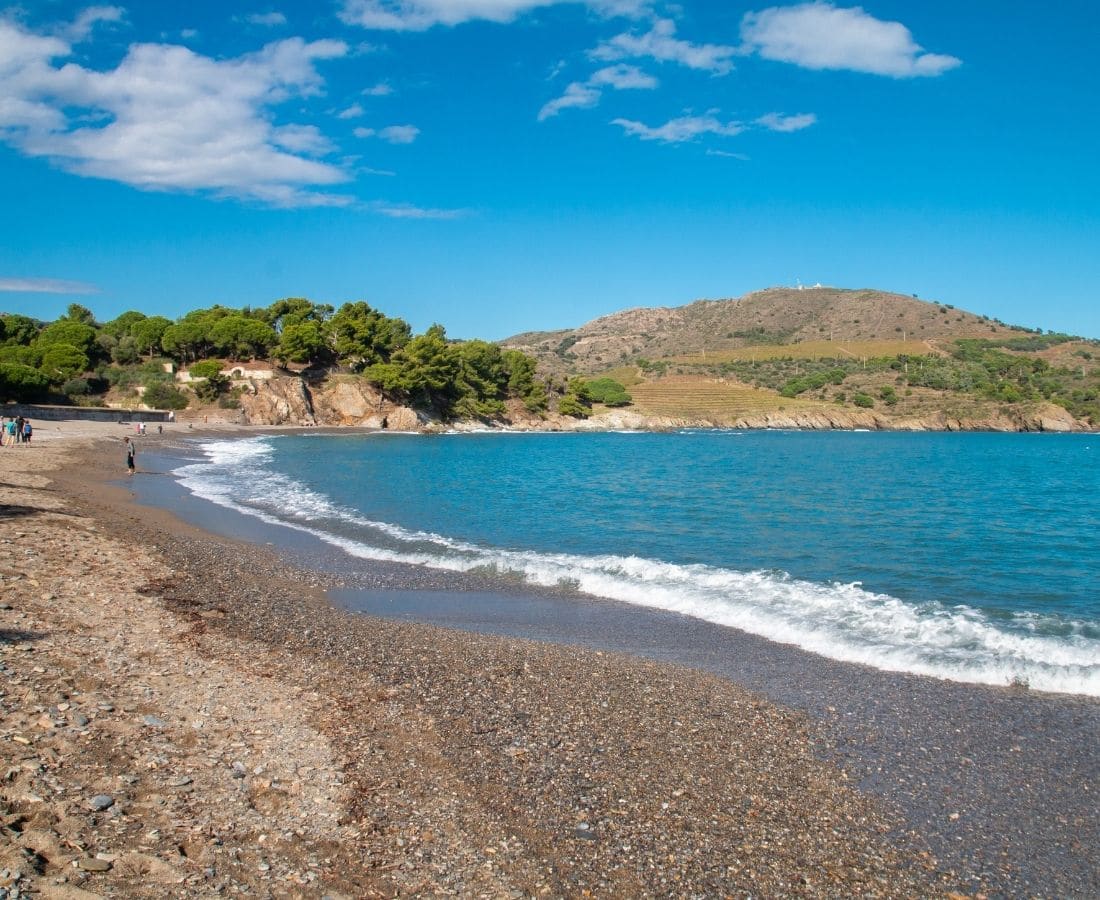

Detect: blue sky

[1,1,1097,340]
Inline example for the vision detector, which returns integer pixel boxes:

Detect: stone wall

[3,404,172,423]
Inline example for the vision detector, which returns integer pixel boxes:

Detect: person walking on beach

[21,420,31,443]
[125,437,136,475]
[4,419,14,446]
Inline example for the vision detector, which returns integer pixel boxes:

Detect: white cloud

[273,124,334,153]
[379,124,419,143]
[367,201,467,219]
[590,62,656,89]
[706,148,749,160]
[363,82,393,96]
[246,12,288,27]
[339,0,648,31]
[538,82,600,120]
[740,2,961,77]
[354,124,420,143]
[338,102,364,118]
[63,6,125,42]
[0,20,354,207]
[593,18,737,74]
[0,277,100,294]
[612,113,744,143]
[755,111,816,132]
[538,63,655,121]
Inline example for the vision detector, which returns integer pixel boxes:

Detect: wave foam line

[175,438,1100,697]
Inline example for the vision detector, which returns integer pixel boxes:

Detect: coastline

[140,429,1100,894]
[2,423,1097,896]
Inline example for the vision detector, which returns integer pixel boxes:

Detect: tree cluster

[554,376,632,418]
[0,300,551,421]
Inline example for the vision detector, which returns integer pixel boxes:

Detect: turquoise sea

[174,430,1100,697]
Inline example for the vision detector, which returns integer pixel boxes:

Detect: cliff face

[238,377,316,426]
[309,378,423,430]
[238,377,423,430]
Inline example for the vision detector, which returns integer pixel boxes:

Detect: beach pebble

[77,858,112,872]
[87,794,114,811]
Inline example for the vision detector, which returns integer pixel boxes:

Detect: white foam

[174,436,1100,698]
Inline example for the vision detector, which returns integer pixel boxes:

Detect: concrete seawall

[2,402,171,423]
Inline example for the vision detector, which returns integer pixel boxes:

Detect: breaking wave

[174,436,1100,697]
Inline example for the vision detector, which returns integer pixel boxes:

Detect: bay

[173,430,1100,696]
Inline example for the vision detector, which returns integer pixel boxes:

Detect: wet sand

[3,421,1097,896]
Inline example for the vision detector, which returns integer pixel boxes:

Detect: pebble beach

[0,420,1096,897]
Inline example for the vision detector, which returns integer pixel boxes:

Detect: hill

[3,290,1096,431]
[501,287,1100,430]
[502,287,1006,374]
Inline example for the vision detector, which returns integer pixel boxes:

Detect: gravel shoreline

[3,428,1096,897]
[139,430,1100,896]
[0,432,949,897]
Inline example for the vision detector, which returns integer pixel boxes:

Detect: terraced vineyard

[671,339,941,364]
[630,376,826,421]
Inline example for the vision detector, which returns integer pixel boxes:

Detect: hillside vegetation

[503,288,1100,428]
[0,300,552,422]
[503,288,1003,372]
[4,288,1097,429]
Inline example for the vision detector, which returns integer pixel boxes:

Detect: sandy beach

[1,420,1096,897]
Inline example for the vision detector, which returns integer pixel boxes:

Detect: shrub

[558,394,590,417]
[72,395,107,408]
[853,393,875,408]
[0,363,50,402]
[187,359,224,380]
[193,373,229,402]
[143,381,189,410]
[62,377,90,397]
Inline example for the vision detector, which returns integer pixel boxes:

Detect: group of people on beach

[1,416,32,445]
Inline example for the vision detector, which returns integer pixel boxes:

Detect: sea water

[173,430,1100,697]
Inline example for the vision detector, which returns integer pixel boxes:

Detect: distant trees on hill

[0,299,551,420]
[708,340,1099,424]
[4,299,1094,425]
[556,376,633,418]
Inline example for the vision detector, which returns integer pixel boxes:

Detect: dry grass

[598,366,646,387]
[629,375,825,420]
[670,339,943,364]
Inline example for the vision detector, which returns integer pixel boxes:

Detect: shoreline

[2,422,1097,896]
[7,400,1099,436]
[139,429,1100,895]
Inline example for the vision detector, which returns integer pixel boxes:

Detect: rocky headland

[234,375,1086,433]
